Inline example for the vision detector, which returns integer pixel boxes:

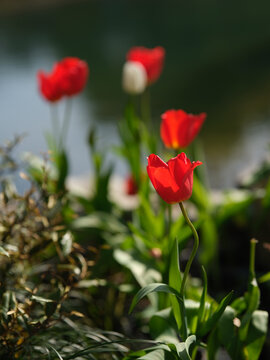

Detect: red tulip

[37,57,89,102]
[54,57,89,96]
[126,46,165,84]
[161,110,206,149]
[37,71,63,102]
[147,153,202,204]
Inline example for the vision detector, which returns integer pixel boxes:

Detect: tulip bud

[122,61,147,95]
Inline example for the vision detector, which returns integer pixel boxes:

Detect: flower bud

[122,61,147,95]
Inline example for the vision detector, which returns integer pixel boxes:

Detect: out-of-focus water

[1,0,270,189]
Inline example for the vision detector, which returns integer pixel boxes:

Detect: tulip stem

[50,104,60,152]
[59,98,72,152]
[167,204,172,241]
[249,238,258,281]
[141,87,151,126]
[179,202,199,296]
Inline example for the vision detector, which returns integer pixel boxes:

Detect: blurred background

[1,0,270,188]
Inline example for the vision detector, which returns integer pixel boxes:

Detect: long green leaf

[169,239,182,330]
[239,280,260,341]
[195,266,208,332]
[129,283,183,314]
[258,271,270,284]
[198,291,234,337]
[48,345,63,360]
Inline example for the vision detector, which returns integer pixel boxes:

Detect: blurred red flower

[37,57,89,102]
[54,57,89,96]
[37,71,63,102]
[126,46,165,84]
[161,110,206,149]
[125,174,138,195]
[147,153,202,204]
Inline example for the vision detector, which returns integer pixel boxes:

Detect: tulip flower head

[37,57,89,102]
[54,57,89,97]
[37,71,63,102]
[125,174,138,195]
[161,109,206,149]
[122,61,147,95]
[147,153,202,204]
[126,46,165,84]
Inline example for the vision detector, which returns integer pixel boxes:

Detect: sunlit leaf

[0,246,9,257]
[31,295,54,303]
[174,335,196,360]
[129,283,183,314]
[244,310,268,360]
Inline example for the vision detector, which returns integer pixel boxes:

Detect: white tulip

[122,61,147,95]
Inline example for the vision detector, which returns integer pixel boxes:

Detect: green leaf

[123,344,172,360]
[138,349,167,360]
[207,328,219,360]
[114,249,161,288]
[55,150,69,191]
[175,335,196,360]
[129,283,184,314]
[184,299,200,335]
[1,291,10,322]
[169,239,182,330]
[114,249,161,309]
[244,310,268,360]
[198,291,234,337]
[195,266,208,332]
[149,308,179,344]
[48,345,63,360]
[239,279,260,341]
[231,296,247,315]
[217,306,238,357]
[31,295,54,303]
[258,271,270,284]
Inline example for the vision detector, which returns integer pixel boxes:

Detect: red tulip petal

[147,154,180,203]
[184,112,206,147]
[161,109,206,149]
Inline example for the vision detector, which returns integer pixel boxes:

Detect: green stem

[167,204,172,241]
[249,238,258,280]
[50,104,60,152]
[59,98,72,152]
[140,87,151,126]
[179,202,199,295]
